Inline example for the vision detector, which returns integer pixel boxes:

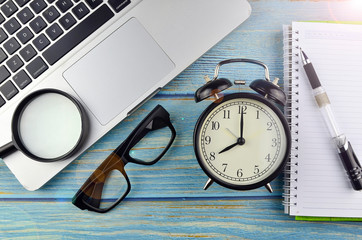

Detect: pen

[300,49,362,191]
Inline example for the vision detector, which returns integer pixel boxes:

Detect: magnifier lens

[18,92,83,159]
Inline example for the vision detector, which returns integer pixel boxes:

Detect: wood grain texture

[1,199,361,240]
[1,0,362,238]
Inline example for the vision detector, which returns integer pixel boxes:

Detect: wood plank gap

[0,195,282,202]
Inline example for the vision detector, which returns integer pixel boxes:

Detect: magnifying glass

[0,89,89,162]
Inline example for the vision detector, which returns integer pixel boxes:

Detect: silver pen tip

[300,48,310,65]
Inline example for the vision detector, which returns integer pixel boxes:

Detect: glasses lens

[129,125,173,163]
[98,169,129,209]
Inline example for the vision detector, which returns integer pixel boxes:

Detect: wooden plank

[0,198,361,239]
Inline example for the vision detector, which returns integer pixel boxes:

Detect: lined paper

[288,22,362,217]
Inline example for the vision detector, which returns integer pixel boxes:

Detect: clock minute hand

[240,107,244,140]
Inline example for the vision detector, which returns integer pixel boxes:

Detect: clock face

[194,93,290,190]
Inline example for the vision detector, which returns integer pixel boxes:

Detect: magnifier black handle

[0,142,17,159]
[338,142,362,191]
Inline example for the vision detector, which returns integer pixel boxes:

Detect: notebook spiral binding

[282,25,300,213]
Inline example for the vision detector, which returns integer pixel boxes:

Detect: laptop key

[72,2,89,20]
[0,48,7,64]
[4,17,21,35]
[30,0,47,14]
[1,1,18,18]
[14,0,31,7]
[0,95,5,108]
[13,70,31,89]
[0,80,18,100]
[0,13,4,24]
[0,28,8,44]
[46,23,63,40]
[3,37,20,55]
[33,33,50,51]
[29,16,47,34]
[43,6,60,23]
[85,0,102,9]
[108,0,130,13]
[0,65,10,84]
[56,0,73,13]
[16,27,34,44]
[26,56,48,78]
[58,12,76,30]
[43,4,114,65]
[19,44,36,62]
[6,54,23,73]
[17,7,35,24]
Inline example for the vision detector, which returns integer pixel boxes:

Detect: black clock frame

[193,92,291,191]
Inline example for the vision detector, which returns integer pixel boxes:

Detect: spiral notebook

[283,22,362,219]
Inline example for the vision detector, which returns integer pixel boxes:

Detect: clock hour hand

[219,136,246,154]
[219,142,239,154]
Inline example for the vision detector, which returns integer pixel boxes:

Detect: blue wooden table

[2,0,362,239]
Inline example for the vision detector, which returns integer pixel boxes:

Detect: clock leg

[203,178,214,190]
[265,183,273,193]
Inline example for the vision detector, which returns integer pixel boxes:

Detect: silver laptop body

[0,0,251,190]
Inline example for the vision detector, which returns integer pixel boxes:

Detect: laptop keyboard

[0,0,130,108]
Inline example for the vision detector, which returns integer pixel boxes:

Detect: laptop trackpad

[63,18,175,125]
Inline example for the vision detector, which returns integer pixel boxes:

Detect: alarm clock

[193,59,291,193]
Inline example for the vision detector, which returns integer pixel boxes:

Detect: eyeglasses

[72,105,176,213]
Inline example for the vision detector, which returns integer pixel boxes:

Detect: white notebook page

[289,22,362,217]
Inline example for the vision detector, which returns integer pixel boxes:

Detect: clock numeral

[222,163,228,172]
[267,122,273,131]
[204,136,211,145]
[265,153,271,162]
[256,110,260,119]
[209,152,216,161]
[238,106,247,114]
[237,169,243,177]
[254,165,260,174]
[211,121,220,130]
[272,138,277,147]
[223,110,230,119]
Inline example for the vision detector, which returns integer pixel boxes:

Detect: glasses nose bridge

[115,158,128,177]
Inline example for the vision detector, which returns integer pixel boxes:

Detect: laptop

[0,0,251,190]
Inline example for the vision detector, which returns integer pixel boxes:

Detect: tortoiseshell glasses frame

[72,105,176,213]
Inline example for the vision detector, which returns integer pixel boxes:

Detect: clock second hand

[225,128,238,139]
